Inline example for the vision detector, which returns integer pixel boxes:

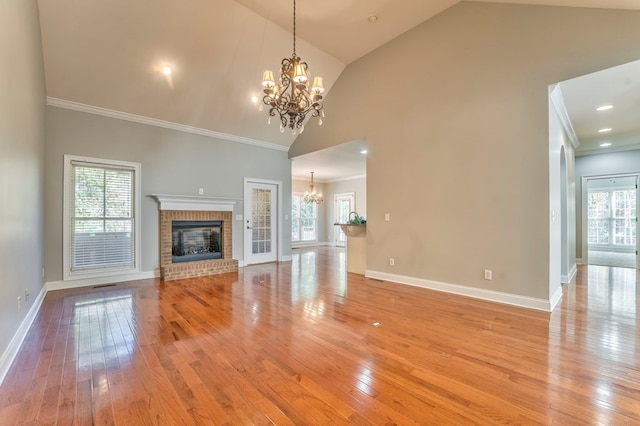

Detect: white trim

[365,270,558,312]
[549,285,564,312]
[575,143,640,157]
[47,270,158,292]
[281,255,293,262]
[0,285,47,385]
[326,174,367,184]
[63,155,142,282]
[149,194,237,211]
[291,241,330,248]
[561,264,578,284]
[244,178,283,264]
[47,97,288,152]
[576,258,584,265]
[549,85,580,149]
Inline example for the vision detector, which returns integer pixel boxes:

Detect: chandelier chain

[292,0,296,56]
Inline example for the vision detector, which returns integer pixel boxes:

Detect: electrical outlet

[484,269,492,280]
[17,296,21,312]
[389,258,395,267]
[198,188,204,195]
[384,213,390,222]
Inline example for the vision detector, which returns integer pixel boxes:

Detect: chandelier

[303,172,323,204]
[260,0,325,135]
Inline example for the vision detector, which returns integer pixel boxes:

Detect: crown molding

[46,97,289,152]
[548,85,580,149]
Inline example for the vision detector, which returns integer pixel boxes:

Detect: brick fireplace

[151,195,239,281]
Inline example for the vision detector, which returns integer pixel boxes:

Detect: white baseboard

[291,241,331,249]
[561,264,578,284]
[280,255,292,262]
[0,285,47,386]
[365,270,558,312]
[549,285,564,312]
[576,258,584,265]
[47,270,159,292]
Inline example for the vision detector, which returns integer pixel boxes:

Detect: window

[63,155,141,280]
[292,194,318,243]
[588,189,636,247]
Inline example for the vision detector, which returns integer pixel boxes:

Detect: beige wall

[291,2,640,301]
[44,107,292,282]
[0,0,46,365]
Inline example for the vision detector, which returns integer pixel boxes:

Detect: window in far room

[292,194,318,243]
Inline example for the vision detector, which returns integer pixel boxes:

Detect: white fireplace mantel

[149,194,237,212]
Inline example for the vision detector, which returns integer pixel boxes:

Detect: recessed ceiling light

[598,128,613,133]
[251,95,259,104]
[600,142,612,147]
[162,66,172,76]
[360,149,367,154]
[368,15,378,24]
[596,105,613,111]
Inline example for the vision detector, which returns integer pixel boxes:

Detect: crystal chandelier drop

[259,0,325,135]
[303,172,323,204]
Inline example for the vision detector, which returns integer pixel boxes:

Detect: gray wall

[44,107,292,282]
[290,2,640,300]
[0,0,46,360]
[575,149,640,260]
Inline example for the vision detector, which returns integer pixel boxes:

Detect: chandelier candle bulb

[293,64,308,83]
[312,77,324,94]
[262,70,275,88]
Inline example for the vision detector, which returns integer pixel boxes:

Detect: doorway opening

[334,192,355,247]
[585,174,638,269]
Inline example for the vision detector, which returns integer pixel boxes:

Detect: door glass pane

[612,190,636,246]
[252,188,272,255]
[588,191,610,245]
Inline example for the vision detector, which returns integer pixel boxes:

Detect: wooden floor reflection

[1,247,639,424]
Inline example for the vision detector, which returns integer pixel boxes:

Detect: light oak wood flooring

[1,247,639,424]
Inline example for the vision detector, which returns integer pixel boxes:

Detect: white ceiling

[37,0,640,181]
[559,59,640,156]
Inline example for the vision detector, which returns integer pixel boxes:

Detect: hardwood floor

[1,247,639,424]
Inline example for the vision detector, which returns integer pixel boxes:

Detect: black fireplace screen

[171,220,222,263]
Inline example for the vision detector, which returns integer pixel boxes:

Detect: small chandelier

[260,0,325,135]
[303,172,323,204]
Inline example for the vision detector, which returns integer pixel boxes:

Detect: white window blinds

[69,161,136,272]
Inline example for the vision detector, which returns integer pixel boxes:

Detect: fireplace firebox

[172,220,222,263]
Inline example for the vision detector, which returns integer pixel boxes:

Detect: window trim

[63,155,142,281]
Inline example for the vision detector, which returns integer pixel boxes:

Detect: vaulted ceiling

[37,0,640,180]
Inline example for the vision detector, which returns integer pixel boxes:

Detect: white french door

[244,180,278,265]
[334,193,354,247]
